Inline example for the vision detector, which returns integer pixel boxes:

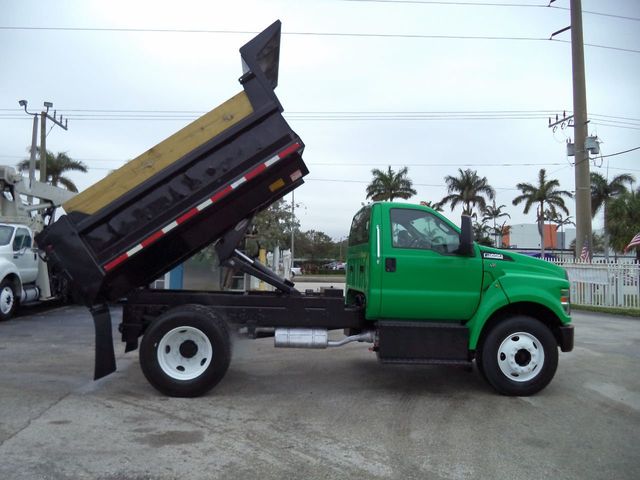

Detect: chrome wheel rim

[497,331,545,382]
[157,326,212,380]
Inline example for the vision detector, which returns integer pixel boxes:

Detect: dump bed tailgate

[37,21,306,305]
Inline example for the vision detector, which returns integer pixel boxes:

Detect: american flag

[624,232,640,253]
[580,236,590,262]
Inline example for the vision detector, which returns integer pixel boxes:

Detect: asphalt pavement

[0,305,639,480]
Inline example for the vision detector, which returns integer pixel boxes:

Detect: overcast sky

[1,0,639,240]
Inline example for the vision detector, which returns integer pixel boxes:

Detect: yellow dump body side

[63,91,254,215]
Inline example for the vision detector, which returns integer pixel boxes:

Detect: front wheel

[0,279,18,321]
[139,305,231,397]
[478,316,558,396]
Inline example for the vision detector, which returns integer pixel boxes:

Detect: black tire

[0,279,18,321]
[479,316,558,396]
[139,305,231,397]
[475,354,487,382]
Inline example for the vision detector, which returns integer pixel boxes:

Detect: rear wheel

[478,316,558,396]
[140,305,231,397]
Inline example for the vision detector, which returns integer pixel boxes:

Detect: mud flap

[90,304,117,380]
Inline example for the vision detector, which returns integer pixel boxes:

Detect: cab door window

[348,207,371,246]
[390,208,460,254]
[0,226,14,246]
[13,228,32,252]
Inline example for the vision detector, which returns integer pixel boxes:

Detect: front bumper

[558,324,574,352]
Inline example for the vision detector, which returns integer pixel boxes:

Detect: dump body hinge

[215,218,298,295]
[225,249,298,295]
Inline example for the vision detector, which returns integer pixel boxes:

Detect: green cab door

[379,206,483,321]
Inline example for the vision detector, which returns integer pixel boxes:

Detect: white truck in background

[0,166,75,320]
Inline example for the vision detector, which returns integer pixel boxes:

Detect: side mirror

[458,215,474,256]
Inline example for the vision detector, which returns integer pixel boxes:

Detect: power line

[550,5,640,22]
[592,122,640,131]
[1,25,637,53]
[343,0,640,22]
[0,25,549,41]
[310,161,565,167]
[3,115,640,129]
[606,166,640,173]
[344,1,549,7]
[590,119,640,128]
[2,108,637,123]
[307,177,521,190]
[599,146,640,159]
[591,113,640,122]
[0,153,569,169]
[550,38,640,54]
[3,110,555,114]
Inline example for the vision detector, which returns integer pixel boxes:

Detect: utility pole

[290,191,295,263]
[18,100,40,204]
[570,0,592,259]
[40,109,47,182]
[38,101,69,184]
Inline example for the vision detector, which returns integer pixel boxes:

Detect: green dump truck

[36,21,573,398]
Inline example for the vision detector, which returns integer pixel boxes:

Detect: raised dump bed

[37,21,307,306]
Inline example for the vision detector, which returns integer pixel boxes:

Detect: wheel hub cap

[157,326,213,380]
[497,332,545,382]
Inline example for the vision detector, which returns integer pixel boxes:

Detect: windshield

[0,226,15,246]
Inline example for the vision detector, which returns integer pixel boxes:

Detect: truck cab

[346,202,573,395]
[0,223,39,320]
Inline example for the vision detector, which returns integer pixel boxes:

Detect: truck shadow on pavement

[114,346,491,400]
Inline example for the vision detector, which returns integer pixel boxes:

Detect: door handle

[385,257,396,272]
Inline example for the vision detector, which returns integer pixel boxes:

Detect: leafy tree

[512,168,572,258]
[366,166,416,201]
[440,168,495,217]
[472,219,494,246]
[19,148,87,192]
[606,188,640,261]
[569,233,605,254]
[294,230,335,260]
[420,200,443,212]
[251,198,299,252]
[590,172,635,260]
[482,200,510,247]
[197,198,298,261]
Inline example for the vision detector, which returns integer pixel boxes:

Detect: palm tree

[482,200,510,248]
[546,209,574,249]
[440,168,495,217]
[512,168,572,258]
[590,172,635,261]
[19,149,88,192]
[472,219,493,246]
[365,166,416,201]
[607,187,640,262]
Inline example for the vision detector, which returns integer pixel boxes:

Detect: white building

[505,224,576,250]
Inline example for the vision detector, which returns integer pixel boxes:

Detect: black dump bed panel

[37,21,307,305]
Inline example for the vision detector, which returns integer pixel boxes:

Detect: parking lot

[1,305,639,480]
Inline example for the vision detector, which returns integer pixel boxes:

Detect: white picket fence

[552,260,640,309]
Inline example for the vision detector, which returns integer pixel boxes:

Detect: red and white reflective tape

[103,142,302,272]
